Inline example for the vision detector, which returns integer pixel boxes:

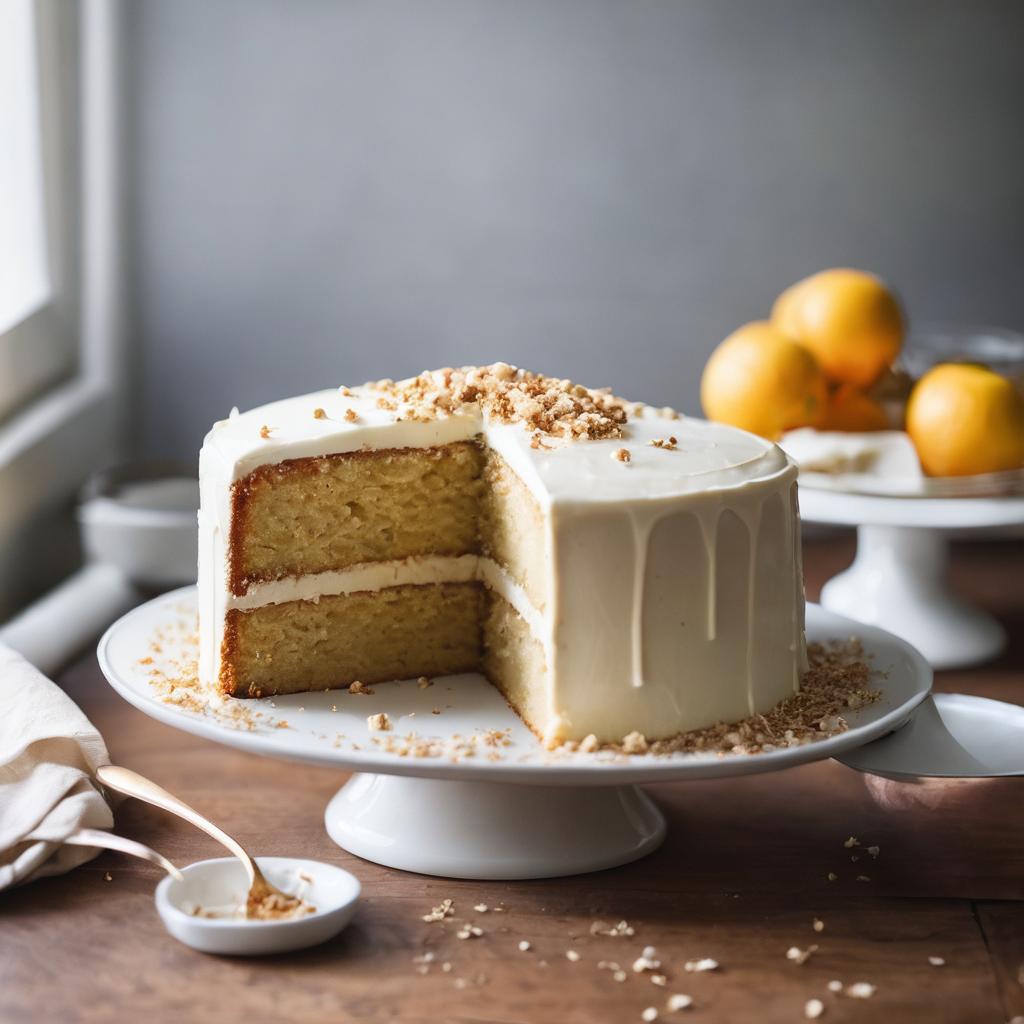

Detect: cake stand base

[324,773,667,879]
[820,525,1005,670]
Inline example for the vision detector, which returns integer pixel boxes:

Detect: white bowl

[155,856,360,955]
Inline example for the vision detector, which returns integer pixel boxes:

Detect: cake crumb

[348,680,373,695]
[614,447,632,463]
[667,994,693,1012]
[344,408,359,422]
[827,980,843,994]
[649,436,678,450]
[928,956,945,967]
[813,918,824,932]
[591,919,635,937]
[786,945,818,965]
[422,898,454,922]
[474,903,489,913]
[578,734,600,753]
[457,925,483,940]
[103,872,112,882]
[845,982,876,999]
[651,974,667,987]
[856,875,871,883]
[827,872,838,882]
[683,958,718,973]
[313,407,326,419]
[518,940,532,952]
[633,947,661,973]
[804,998,825,1019]
[417,676,432,689]
[259,425,272,438]
[867,845,880,858]
[622,731,648,754]
[642,1009,658,1022]
[843,836,859,849]
[367,712,391,732]
[566,949,581,962]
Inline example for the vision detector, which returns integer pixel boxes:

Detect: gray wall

[125,0,1024,462]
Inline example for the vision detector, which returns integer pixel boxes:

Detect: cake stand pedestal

[799,489,1024,670]
[325,775,665,880]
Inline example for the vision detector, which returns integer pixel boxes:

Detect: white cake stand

[799,488,1024,670]
[98,587,931,880]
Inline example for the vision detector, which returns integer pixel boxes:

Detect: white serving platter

[99,587,931,879]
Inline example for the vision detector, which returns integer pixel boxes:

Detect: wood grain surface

[2,535,1022,1024]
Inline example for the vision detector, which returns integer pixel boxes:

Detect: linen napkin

[0,643,113,889]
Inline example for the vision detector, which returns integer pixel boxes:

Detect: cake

[198,364,806,747]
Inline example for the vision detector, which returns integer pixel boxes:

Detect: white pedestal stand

[325,775,666,880]
[800,489,1024,670]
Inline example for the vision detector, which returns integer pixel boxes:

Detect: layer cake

[198,365,805,747]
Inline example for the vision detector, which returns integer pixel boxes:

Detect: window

[0,0,78,422]
[0,0,122,616]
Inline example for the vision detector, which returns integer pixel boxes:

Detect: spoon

[96,764,302,918]
[64,827,184,880]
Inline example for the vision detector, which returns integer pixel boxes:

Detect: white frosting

[199,383,803,744]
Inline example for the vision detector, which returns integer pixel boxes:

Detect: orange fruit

[818,385,891,432]
[906,363,1024,476]
[772,268,904,389]
[701,321,827,440]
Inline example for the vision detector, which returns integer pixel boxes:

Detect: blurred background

[1,0,1023,621]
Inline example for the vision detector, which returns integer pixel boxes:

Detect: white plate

[800,486,1024,530]
[98,587,931,787]
[837,693,1024,779]
[155,856,359,955]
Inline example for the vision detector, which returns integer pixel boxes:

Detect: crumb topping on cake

[363,363,630,440]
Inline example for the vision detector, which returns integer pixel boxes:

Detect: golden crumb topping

[362,364,629,440]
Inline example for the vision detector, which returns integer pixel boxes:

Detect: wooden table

[3,536,1022,1023]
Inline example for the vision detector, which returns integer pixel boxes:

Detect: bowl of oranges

[701,269,1024,497]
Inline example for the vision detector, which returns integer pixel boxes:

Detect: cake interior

[220,440,552,735]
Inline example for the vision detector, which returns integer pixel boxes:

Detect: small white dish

[155,856,360,955]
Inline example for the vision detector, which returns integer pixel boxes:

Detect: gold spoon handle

[64,827,184,881]
[95,764,257,886]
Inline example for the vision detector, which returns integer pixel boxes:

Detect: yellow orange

[906,363,1024,477]
[701,321,827,440]
[818,385,891,433]
[772,268,904,389]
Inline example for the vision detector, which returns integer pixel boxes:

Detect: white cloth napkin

[0,643,113,889]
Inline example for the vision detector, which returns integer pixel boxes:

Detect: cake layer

[220,582,483,698]
[480,448,550,612]
[481,589,550,739]
[229,441,483,594]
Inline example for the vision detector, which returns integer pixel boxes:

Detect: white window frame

[0,0,125,614]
